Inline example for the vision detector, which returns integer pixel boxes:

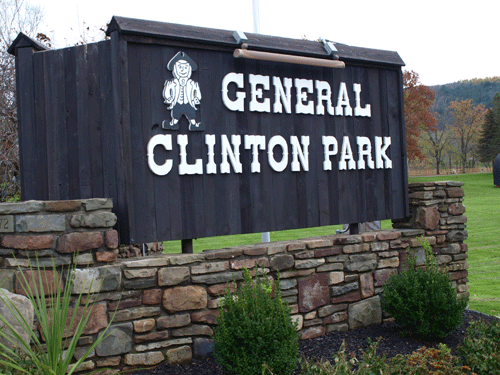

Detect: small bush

[390,344,473,375]
[299,338,390,375]
[299,340,357,375]
[299,339,472,375]
[213,267,299,375]
[458,318,500,374]
[381,238,468,339]
[357,338,390,375]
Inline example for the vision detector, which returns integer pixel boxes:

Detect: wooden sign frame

[10,17,408,244]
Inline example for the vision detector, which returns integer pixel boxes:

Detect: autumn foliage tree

[403,70,438,160]
[447,99,487,173]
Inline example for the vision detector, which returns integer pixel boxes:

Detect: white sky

[34,0,498,86]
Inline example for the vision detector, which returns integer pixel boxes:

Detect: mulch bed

[128,309,498,375]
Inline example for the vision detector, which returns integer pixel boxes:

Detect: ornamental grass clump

[213,267,300,375]
[0,258,115,375]
[381,238,468,340]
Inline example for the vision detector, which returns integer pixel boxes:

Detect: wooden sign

[9,17,408,244]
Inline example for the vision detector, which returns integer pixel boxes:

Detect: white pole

[252,0,260,33]
[252,0,270,243]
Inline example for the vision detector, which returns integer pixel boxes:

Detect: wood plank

[110,31,133,244]
[150,44,172,242]
[118,37,136,244]
[138,44,157,241]
[43,50,56,199]
[365,67,386,221]
[397,69,410,218]
[53,49,69,199]
[43,49,68,199]
[75,44,92,198]
[197,50,218,238]
[159,47,183,241]
[98,41,118,201]
[87,42,104,198]
[63,47,80,199]
[127,43,149,242]
[387,69,408,219]
[32,51,49,199]
[15,48,36,200]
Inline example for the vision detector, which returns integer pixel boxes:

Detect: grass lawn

[163,221,393,253]
[164,172,499,316]
[408,173,500,317]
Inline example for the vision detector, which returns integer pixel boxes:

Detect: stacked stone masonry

[0,182,469,373]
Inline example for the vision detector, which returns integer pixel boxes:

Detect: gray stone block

[82,198,113,211]
[70,212,117,228]
[167,345,192,366]
[270,254,294,271]
[72,266,121,294]
[191,271,242,285]
[0,201,43,214]
[345,254,377,272]
[0,215,14,233]
[348,296,381,330]
[0,289,34,349]
[295,258,325,269]
[330,282,359,296]
[15,214,66,232]
[158,267,190,286]
[0,269,16,291]
[95,323,133,356]
[279,278,297,290]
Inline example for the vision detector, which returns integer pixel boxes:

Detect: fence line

[408,167,492,177]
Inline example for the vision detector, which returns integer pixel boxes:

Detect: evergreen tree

[477,92,500,163]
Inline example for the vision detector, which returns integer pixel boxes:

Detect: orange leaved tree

[403,70,438,160]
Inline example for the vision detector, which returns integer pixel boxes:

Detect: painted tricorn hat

[167,51,198,71]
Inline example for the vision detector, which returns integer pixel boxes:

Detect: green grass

[408,173,500,316]
[164,172,499,316]
[163,221,393,253]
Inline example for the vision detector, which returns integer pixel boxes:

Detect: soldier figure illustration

[162,51,203,131]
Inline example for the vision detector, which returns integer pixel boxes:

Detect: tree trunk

[435,150,440,175]
[461,137,466,174]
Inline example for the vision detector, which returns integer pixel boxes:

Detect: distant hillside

[430,77,500,124]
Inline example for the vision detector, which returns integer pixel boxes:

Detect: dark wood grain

[14,23,408,245]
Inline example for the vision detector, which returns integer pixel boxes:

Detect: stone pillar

[392,181,469,298]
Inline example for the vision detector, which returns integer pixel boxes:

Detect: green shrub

[458,318,500,374]
[299,340,356,375]
[0,258,115,375]
[213,267,299,375]
[389,344,473,375]
[299,339,471,375]
[299,338,390,375]
[381,238,468,339]
[356,338,390,375]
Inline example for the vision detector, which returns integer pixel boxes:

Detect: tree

[447,99,487,173]
[422,127,448,175]
[403,70,438,160]
[477,92,500,163]
[0,0,44,201]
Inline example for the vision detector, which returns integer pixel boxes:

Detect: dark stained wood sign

[9,16,408,244]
